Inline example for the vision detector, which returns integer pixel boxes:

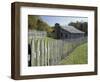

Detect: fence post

[31,39,37,66]
[36,39,40,66]
[47,40,50,65]
[44,39,48,66]
[42,39,44,66]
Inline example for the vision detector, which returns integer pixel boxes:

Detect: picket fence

[28,36,87,66]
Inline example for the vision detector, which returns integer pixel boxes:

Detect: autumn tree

[28,15,39,29]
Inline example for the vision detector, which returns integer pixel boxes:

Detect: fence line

[28,37,87,66]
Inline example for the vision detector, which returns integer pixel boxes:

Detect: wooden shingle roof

[62,26,85,34]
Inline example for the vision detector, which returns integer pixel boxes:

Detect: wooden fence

[28,36,87,66]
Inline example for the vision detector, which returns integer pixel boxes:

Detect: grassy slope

[59,43,88,65]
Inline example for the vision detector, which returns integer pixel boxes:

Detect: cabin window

[65,34,68,38]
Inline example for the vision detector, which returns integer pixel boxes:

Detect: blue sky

[40,15,88,26]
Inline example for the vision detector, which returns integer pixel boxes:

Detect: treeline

[68,21,88,36]
[28,15,53,33]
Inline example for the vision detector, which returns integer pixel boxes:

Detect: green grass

[59,43,88,65]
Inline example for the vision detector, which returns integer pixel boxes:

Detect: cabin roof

[61,26,85,34]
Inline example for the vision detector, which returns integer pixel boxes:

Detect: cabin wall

[70,33,84,39]
[56,27,84,39]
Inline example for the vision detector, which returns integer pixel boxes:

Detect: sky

[40,15,88,26]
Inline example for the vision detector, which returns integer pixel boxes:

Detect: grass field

[59,43,88,65]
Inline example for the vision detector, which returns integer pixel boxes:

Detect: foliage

[28,15,56,38]
[28,15,39,29]
[28,15,52,32]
